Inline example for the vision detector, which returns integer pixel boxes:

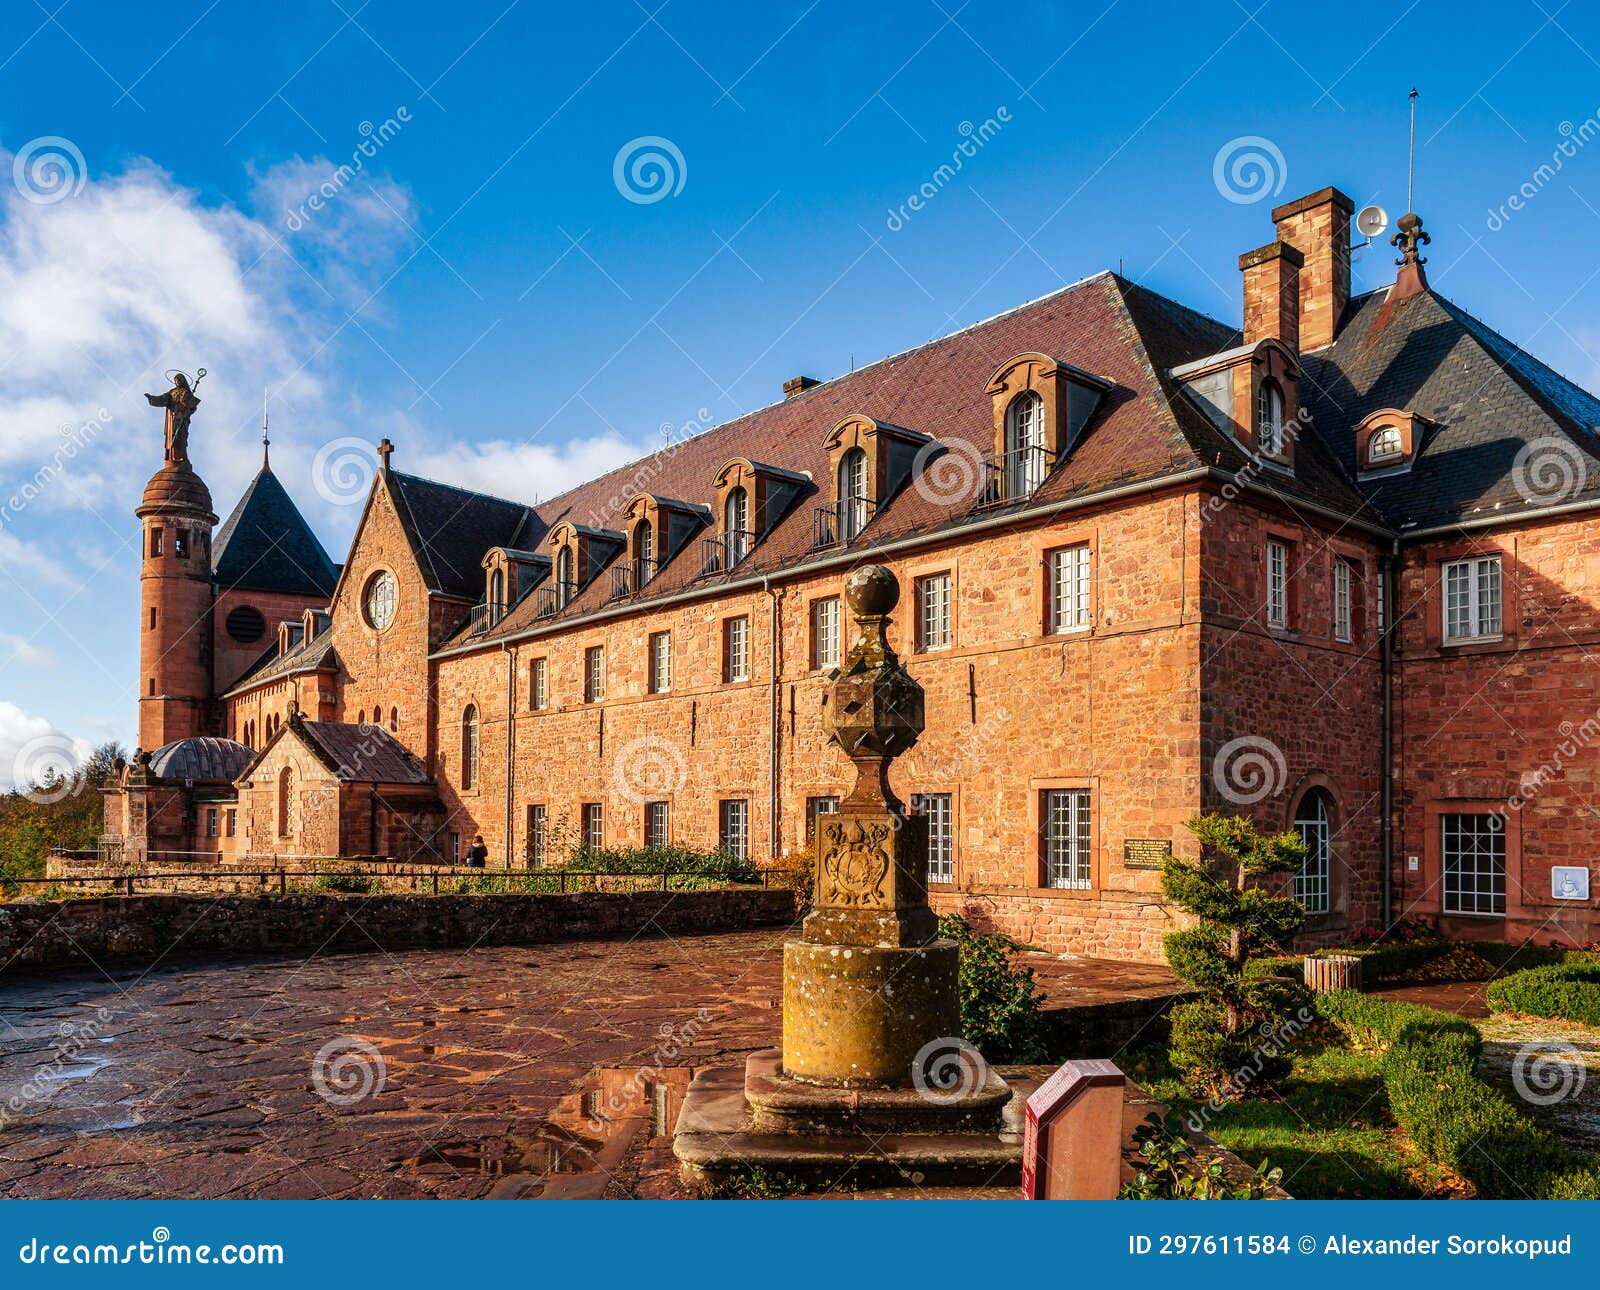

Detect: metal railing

[534,582,577,618]
[610,559,658,600]
[700,530,754,576]
[975,444,1057,508]
[467,600,506,634]
[813,497,876,548]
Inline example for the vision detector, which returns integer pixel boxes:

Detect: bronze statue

[145,369,205,464]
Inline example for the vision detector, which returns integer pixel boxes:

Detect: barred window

[916,572,952,652]
[1049,545,1091,633]
[584,646,606,702]
[1443,555,1501,642]
[913,793,954,884]
[724,616,750,683]
[811,597,841,670]
[649,631,671,694]
[1293,789,1332,914]
[1442,813,1506,916]
[1042,789,1091,890]
[645,801,670,849]
[719,799,749,860]
[1266,540,1287,629]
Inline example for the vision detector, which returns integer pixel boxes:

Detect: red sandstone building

[104,185,1600,960]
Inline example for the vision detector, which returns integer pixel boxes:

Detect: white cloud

[0,699,92,792]
[0,631,53,669]
[405,434,665,507]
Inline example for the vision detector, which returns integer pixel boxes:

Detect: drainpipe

[503,641,516,870]
[1381,538,1398,928]
[765,576,782,859]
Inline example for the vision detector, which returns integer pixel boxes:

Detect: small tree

[1160,813,1307,1097]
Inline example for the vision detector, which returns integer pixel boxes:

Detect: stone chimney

[1238,241,1303,349]
[1271,187,1354,351]
[783,375,821,399]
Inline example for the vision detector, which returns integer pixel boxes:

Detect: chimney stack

[783,375,821,399]
[1270,187,1354,351]
[1238,241,1303,349]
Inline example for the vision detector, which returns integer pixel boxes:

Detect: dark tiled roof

[213,465,339,597]
[389,472,540,601]
[148,737,253,783]
[299,721,431,784]
[1300,286,1600,531]
[227,625,338,695]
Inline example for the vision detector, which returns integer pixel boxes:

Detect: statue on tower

[145,369,205,465]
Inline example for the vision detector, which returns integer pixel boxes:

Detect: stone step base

[743,1049,1012,1135]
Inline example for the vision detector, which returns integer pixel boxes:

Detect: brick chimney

[1238,241,1302,349]
[1270,187,1354,351]
[783,375,821,399]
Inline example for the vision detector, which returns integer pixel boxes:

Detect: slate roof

[1299,285,1600,531]
[148,737,253,783]
[388,472,541,601]
[227,624,338,695]
[298,721,431,784]
[213,464,339,598]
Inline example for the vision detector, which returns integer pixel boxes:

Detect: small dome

[148,737,252,783]
[138,464,215,518]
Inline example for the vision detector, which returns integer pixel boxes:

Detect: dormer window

[1258,379,1285,455]
[1354,408,1421,474]
[541,522,623,615]
[705,458,807,574]
[1368,425,1402,461]
[815,417,928,547]
[838,448,870,541]
[1004,392,1048,497]
[488,568,505,622]
[981,354,1111,507]
[633,519,655,585]
[1171,338,1298,469]
[724,487,751,564]
[614,494,710,598]
[555,546,575,607]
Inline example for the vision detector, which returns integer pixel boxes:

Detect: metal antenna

[1407,87,1419,211]
[262,386,271,467]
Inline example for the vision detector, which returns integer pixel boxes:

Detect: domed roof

[147,737,252,783]
[137,463,215,519]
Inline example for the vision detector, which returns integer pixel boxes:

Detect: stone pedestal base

[781,938,959,1086]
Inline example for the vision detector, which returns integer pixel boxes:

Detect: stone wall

[0,887,799,974]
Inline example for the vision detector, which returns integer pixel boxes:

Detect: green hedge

[1315,990,1599,1199]
[1487,958,1600,1028]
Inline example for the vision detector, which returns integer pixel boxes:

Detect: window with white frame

[584,645,606,702]
[461,705,479,790]
[1441,812,1506,916]
[1376,566,1387,638]
[1293,789,1332,914]
[1333,558,1353,643]
[527,804,546,866]
[916,572,952,652]
[645,801,670,849]
[804,795,839,844]
[1443,555,1502,643]
[1049,545,1091,634]
[724,616,750,682]
[1266,540,1288,628]
[1258,379,1284,455]
[580,802,603,852]
[206,807,219,838]
[719,799,749,860]
[811,597,841,670]
[913,793,954,884]
[530,657,548,710]
[1042,789,1091,890]
[1367,424,1403,463]
[648,631,671,694]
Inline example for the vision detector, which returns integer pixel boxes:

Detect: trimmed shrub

[937,914,1047,1062]
[1486,959,1600,1028]
[1315,990,1591,1198]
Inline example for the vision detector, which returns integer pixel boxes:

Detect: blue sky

[2,0,1599,781]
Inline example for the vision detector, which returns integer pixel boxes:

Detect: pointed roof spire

[261,386,271,470]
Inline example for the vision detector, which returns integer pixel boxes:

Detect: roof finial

[378,437,394,474]
[261,386,271,469]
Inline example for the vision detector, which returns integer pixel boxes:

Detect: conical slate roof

[213,463,339,598]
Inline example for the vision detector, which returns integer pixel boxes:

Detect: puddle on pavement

[408,1065,698,1199]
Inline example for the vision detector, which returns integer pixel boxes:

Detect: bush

[1119,1112,1283,1199]
[1315,989,1591,1198]
[311,863,377,894]
[1486,959,1600,1028]
[936,914,1047,1062]
[559,843,761,887]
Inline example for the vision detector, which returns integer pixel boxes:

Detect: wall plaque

[1123,838,1171,869]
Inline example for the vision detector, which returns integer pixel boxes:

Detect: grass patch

[1121,1028,1461,1198]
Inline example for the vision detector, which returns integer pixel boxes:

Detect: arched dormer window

[461,704,479,790]
[555,547,575,608]
[277,766,293,838]
[838,448,869,541]
[488,568,505,623]
[724,487,751,564]
[1368,425,1402,461]
[1004,391,1047,497]
[1258,379,1285,455]
[1354,409,1420,474]
[634,518,656,586]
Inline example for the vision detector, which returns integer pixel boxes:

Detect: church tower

[135,374,218,751]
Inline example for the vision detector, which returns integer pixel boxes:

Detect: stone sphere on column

[845,564,898,617]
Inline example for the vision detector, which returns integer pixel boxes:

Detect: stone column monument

[675,564,1020,1190]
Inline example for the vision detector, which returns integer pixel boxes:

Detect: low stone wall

[0,887,799,975]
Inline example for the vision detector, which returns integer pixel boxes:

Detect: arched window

[277,766,293,838]
[1004,391,1047,497]
[1368,424,1402,463]
[724,487,750,564]
[1292,788,1332,914]
[461,704,479,790]
[634,519,655,586]
[838,449,868,541]
[389,707,399,733]
[555,546,575,608]
[488,568,505,622]
[1258,379,1285,455]
[357,709,365,726]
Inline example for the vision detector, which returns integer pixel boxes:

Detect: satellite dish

[1356,205,1389,238]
